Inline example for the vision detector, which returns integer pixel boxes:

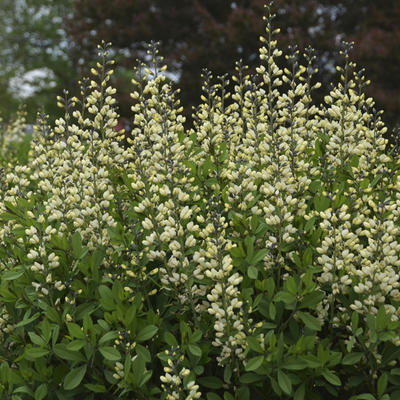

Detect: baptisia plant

[1,2,400,399]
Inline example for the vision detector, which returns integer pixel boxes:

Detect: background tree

[1,0,398,132]
[329,0,400,132]
[65,0,400,132]
[0,0,76,122]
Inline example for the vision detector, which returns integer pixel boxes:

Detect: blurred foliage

[1,0,399,133]
[0,0,76,123]
[65,0,400,131]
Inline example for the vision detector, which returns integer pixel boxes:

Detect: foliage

[1,4,400,399]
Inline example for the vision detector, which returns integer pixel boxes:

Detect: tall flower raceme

[0,108,32,275]
[0,43,124,332]
[189,69,257,372]
[124,42,208,313]
[26,43,123,253]
[253,24,317,285]
[159,347,202,400]
[201,195,250,370]
[313,43,400,339]
[0,108,30,242]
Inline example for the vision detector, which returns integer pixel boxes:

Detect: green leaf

[34,384,47,400]
[66,340,86,351]
[285,277,297,295]
[84,383,107,393]
[327,351,342,367]
[75,302,98,321]
[188,344,202,358]
[269,302,276,320]
[207,393,222,400]
[266,277,275,297]
[351,311,359,331]
[247,266,258,280]
[350,394,376,400]
[132,353,145,383]
[314,195,330,212]
[2,268,24,281]
[125,304,137,326]
[302,246,313,265]
[297,311,321,331]
[0,286,17,302]
[190,330,202,343]
[63,365,87,390]
[274,291,296,305]
[304,217,315,233]
[89,248,104,282]
[72,231,83,258]
[371,175,381,188]
[24,347,49,359]
[321,370,341,386]
[309,179,321,193]
[250,215,259,232]
[135,344,151,362]
[53,343,86,362]
[271,377,282,396]
[342,352,363,365]
[360,178,370,189]
[376,306,388,330]
[98,285,115,311]
[377,373,388,398]
[294,383,305,400]
[28,332,45,346]
[245,356,264,371]
[46,307,61,325]
[300,354,322,368]
[0,212,19,222]
[299,291,325,309]
[230,244,245,258]
[224,365,232,383]
[247,336,264,354]
[13,386,33,396]
[164,331,178,347]
[139,370,152,387]
[237,386,250,400]
[66,322,85,339]
[250,249,268,265]
[346,336,356,353]
[40,319,51,343]
[244,236,255,261]
[99,331,119,345]
[292,253,302,268]
[224,393,235,400]
[99,346,121,361]
[278,369,292,395]
[282,358,307,371]
[15,312,40,328]
[350,154,359,167]
[136,325,158,342]
[198,376,223,389]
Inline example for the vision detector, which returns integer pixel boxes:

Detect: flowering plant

[1,3,400,399]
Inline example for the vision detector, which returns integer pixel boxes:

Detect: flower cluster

[0,107,28,161]
[160,348,202,400]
